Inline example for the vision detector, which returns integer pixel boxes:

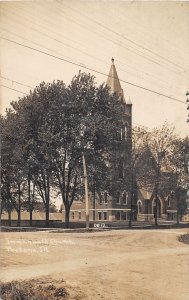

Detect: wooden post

[82,153,89,229]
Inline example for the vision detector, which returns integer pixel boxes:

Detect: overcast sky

[0,0,189,137]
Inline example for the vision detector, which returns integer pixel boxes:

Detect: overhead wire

[63,2,189,73]
[2,4,189,96]
[1,28,174,96]
[54,5,189,80]
[3,5,188,81]
[0,27,84,69]
[1,78,142,127]
[1,76,34,89]
[104,5,189,61]
[1,84,28,95]
[1,36,186,105]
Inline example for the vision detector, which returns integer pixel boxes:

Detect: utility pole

[186,93,189,213]
[82,153,89,229]
[154,151,165,226]
[186,91,189,123]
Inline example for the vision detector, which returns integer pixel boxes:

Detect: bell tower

[106,58,132,206]
[106,58,132,145]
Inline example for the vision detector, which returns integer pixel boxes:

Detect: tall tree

[3,73,124,228]
[132,124,187,226]
[1,111,27,226]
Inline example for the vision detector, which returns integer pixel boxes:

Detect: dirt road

[0,229,189,300]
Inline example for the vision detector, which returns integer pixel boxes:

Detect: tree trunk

[93,181,96,221]
[155,196,158,227]
[154,181,159,227]
[17,183,21,227]
[65,205,70,229]
[8,210,11,227]
[45,207,49,227]
[45,175,50,227]
[129,191,133,228]
[177,212,179,225]
[129,171,134,228]
[176,189,180,225]
[129,210,132,228]
[17,210,21,227]
[28,174,32,227]
[30,210,33,227]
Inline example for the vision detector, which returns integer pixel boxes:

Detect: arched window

[99,193,103,204]
[122,191,128,205]
[119,160,124,178]
[116,192,120,204]
[123,122,128,140]
[121,123,128,141]
[104,191,108,204]
[137,200,142,214]
[167,196,171,207]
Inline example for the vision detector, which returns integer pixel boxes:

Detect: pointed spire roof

[127,97,132,105]
[106,58,125,102]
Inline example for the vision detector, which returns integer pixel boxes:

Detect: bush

[0,280,69,300]
[178,233,189,245]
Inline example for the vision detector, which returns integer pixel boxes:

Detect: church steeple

[106,58,125,102]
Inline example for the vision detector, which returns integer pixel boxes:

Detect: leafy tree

[48,72,124,227]
[3,72,124,228]
[1,111,27,226]
[169,137,189,222]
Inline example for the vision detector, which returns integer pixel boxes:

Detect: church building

[62,58,178,224]
[62,58,134,223]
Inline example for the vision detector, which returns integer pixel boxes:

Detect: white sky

[0,0,189,137]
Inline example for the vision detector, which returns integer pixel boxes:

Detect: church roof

[106,58,125,102]
[138,188,153,200]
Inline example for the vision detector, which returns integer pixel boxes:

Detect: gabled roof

[138,188,153,200]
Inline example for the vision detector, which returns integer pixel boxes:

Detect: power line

[52,3,189,80]
[1,82,142,127]
[3,7,189,87]
[5,6,188,80]
[1,84,28,95]
[1,36,186,104]
[108,5,189,60]
[1,76,33,89]
[2,10,110,68]
[2,27,172,96]
[1,27,84,69]
[63,2,189,73]
[1,22,174,94]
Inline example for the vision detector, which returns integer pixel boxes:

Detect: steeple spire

[106,58,125,102]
